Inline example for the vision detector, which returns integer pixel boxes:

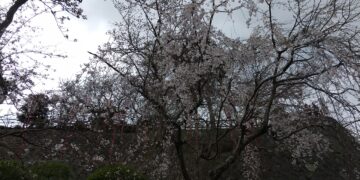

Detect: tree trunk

[174,126,191,180]
[208,128,268,180]
[0,0,28,38]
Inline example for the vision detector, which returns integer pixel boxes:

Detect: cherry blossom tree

[89,0,360,179]
[0,0,84,105]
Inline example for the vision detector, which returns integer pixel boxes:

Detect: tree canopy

[87,0,360,179]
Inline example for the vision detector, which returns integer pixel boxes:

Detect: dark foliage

[28,161,75,180]
[0,160,29,180]
[87,164,146,180]
[17,93,50,128]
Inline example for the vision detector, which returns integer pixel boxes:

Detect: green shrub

[87,164,146,180]
[0,160,29,180]
[28,161,75,180]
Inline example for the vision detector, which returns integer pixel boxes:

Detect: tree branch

[0,0,28,39]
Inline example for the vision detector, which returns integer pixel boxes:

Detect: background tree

[50,62,139,130]
[88,0,360,179]
[17,93,50,128]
